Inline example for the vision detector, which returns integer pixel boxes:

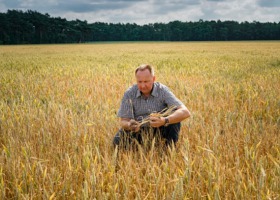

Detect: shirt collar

[136,83,159,98]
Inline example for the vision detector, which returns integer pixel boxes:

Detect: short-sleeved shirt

[117,82,184,120]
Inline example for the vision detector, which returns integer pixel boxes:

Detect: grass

[0,41,279,199]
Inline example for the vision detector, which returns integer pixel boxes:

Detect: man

[113,64,190,149]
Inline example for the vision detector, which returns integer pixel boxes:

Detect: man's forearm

[120,118,141,132]
[120,120,131,130]
[167,106,190,124]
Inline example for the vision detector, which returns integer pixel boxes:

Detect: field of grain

[0,42,279,199]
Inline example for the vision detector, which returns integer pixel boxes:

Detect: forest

[0,9,280,44]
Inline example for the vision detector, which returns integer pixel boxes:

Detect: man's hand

[129,119,140,132]
[149,116,165,128]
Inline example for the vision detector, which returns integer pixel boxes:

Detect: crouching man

[113,64,191,149]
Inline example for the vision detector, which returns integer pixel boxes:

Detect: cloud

[0,0,279,24]
[151,0,199,14]
[257,0,280,7]
[56,1,133,13]
[199,0,280,22]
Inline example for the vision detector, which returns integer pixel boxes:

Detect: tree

[0,9,279,44]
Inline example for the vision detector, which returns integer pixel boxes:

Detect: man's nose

[139,83,145,88]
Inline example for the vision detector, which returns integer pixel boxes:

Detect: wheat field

[0,42,279,199]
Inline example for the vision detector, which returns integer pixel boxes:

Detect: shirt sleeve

[117,90,134,119]
[162,85,184,107]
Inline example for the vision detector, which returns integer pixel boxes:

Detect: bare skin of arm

[120,118,141,132]
[120,105,190,131]
[149,105,191,128]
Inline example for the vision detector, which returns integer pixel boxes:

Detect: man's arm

[165,104,190,124]
[120,118,141,132]
[150,105,191,127]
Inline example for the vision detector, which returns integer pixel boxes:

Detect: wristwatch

[164,117,170,126]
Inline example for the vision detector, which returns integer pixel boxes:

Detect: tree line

[1,9,280,44]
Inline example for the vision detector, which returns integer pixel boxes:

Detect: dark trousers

[113,123,181,149]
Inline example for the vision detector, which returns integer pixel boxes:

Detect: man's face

[136,69,155,96]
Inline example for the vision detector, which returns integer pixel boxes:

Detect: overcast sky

[0,0,279,25]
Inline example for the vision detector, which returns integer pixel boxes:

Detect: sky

[0,0,279,25]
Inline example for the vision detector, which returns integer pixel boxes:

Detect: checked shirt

[117,82,184,121]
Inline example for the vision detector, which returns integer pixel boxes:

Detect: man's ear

[153,76,156,82]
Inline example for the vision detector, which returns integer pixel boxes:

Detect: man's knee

[113,129,134,148]
[113,130,123,147]
[162,122,181,144]
[113,135,120,147]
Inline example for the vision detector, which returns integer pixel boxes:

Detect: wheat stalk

[138,105,177,126]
